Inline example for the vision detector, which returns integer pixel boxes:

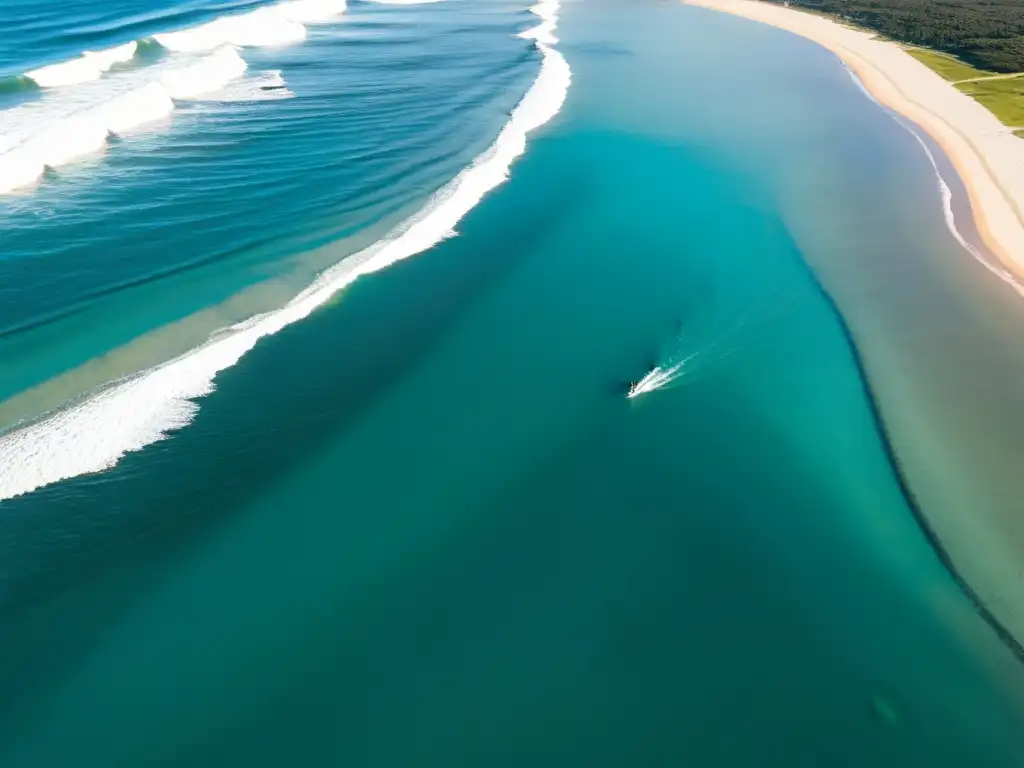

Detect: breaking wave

[0,0,348,195]
[4,0,345,94]
[25,42,140,88]
[0,0,571,502]
[10,0,346,88]
[0,47,248,194]
[153,0,347,53]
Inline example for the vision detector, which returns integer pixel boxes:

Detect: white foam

[898,118,1024,298]
[0,1,571,501]
[845,67,1024,298]
[0,148,46,194]
[1,1,348,195]
[154,0,346,53]
[26,42,139,88]
[195,70,295,102]
[159,46,248,98]
[844,64,878,105]
[87,42,141,71]
[0,48,248,194]
[0,115,111,193]
[97,82,177,134]
[627,363,683,399]
[27,115,110,168]
[519,0,559,45]
[154,20,234,53]
[626,352,702,399]
[19,0,345,87]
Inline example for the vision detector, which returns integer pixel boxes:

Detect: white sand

[683,0,1024,276]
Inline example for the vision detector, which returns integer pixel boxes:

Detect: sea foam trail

[197,70,295,102]
[0,1,571,502]
[627,360,690,399]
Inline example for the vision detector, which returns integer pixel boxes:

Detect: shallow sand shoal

[683,0,1024,280]
[684,0,1024,657]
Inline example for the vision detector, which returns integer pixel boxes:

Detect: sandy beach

[683,0,1024,281]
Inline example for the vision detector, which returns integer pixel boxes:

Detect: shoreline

[681,0,1024,283]
[684,0,1024,657]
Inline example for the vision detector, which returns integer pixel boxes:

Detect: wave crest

[153,0,346,53]
[0,47,250,194]
[14,0,345,91]
[26,42,139,88]
[0,0,349,195]
[0,1,571,502]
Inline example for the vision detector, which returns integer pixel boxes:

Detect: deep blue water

[2,0,1024,765]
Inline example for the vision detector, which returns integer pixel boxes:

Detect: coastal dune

[683,0,1024,281]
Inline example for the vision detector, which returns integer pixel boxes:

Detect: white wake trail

[0,1,572,502]
[627,360,688,399]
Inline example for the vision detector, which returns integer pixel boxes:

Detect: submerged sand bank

[682,0,1024,281]
[684,0,1024,656]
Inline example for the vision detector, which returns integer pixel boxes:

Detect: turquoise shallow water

[2,0,1024,765]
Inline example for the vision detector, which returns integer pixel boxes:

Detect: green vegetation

[957,75,1024,125]
[770,0,1024,72]
[906,48,993,81]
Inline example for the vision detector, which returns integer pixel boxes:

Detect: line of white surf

[0,1,347,195]
[26,42,140,89]
[19,0,346,88]
[0,0,571,502]
[844,67,1024,299]
[0,47,248,194]
[901,119,1024,299]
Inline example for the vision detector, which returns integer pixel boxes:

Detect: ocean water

[0,0,537,425]
[1,0,1024,765]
